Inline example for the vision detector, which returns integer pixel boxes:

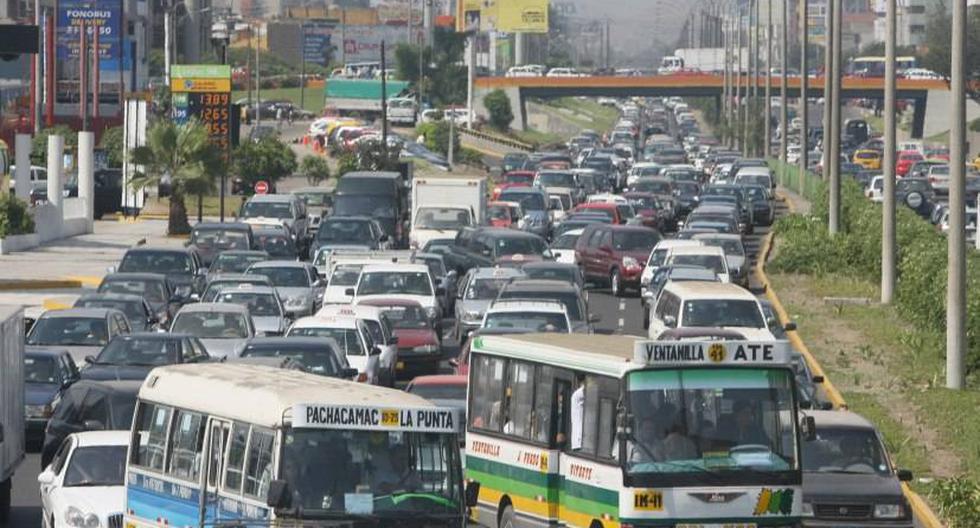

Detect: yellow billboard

[456,0,483,32]
[494,0,549,33]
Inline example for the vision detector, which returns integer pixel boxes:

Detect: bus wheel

[499,505,516,528]
[590,521,604,528]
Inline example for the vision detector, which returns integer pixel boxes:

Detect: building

[872,0,949,48]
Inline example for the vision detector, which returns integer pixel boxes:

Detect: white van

[647,281,777,341]
[657,55,684,75]
[386,97,418,125]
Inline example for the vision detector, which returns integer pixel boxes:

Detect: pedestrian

[276,107,284,130]
[288,107,294,125]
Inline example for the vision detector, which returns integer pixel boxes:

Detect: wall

[0,198,93,255]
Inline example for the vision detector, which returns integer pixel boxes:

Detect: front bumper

[803,519,912,528]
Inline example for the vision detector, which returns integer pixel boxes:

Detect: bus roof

[139,363,440,429]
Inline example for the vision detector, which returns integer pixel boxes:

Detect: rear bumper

[395,349,444,379]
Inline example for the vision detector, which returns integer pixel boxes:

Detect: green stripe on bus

[559,491,618,521]
[466,456,559,488]
[467,467,553,502]
[561,477,618,506]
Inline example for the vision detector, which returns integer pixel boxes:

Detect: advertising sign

[340,25,405,63]
[170,65,232,152]
[56,0,121,61]
[456,0,482,32]
[303,23,333,67]
[492,0,549,33]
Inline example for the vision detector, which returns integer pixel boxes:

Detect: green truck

[324,78,414,122]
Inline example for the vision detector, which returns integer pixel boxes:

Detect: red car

[488,201,523,228]
[492,170,535,200]
[572,202,626,225]
[896,150,924,177]
[357,298,441,380]
[405,374,467,406]
[574,223,662,297]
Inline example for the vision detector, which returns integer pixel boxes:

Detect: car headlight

[425,306,438,319]
[285,296,308,308]
[461,310,482,323]
[622,256,641,270]
[801,502,813,517]
[25,404,51,418]
[413,344,439,353]
[874,503,904,519]
[65,506,100,528]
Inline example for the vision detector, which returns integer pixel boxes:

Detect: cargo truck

[0,305,25,521]
[410,176,487,249]
[324,78,412,118]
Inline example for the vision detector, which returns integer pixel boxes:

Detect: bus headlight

[874,503,904,519]
[65,506,100,527]
[801,502,813,517]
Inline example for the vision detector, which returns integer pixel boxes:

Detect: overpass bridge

[473,74,950,139]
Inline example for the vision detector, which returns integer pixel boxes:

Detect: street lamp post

[882,0,897,304]
[779,0,788,166]
[764,0,772,159]
[799,0,809,193]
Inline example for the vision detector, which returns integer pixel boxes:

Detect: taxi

[852,149,882,170]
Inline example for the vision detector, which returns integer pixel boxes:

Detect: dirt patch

[775,272,960,479]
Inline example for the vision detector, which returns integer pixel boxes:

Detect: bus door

[202,419,231,523]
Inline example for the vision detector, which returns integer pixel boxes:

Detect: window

[533,367,561,445]
[243,428,275,498]
[505,362,536,438]
[655,291,680,321]
[51,437,74,475]
[469,355,506,431]
[133,403,172,471]
[579,376,619,459]
[167,411,206,481]
[223,423,250,493]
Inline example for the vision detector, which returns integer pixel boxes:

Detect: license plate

[396,361,405,370]
[675,524,756,528]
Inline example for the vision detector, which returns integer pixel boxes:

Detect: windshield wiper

[68,480,121,487]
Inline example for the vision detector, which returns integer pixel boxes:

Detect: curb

[758,190,944,528]
[0,279,83,291]
[64,275,103,288]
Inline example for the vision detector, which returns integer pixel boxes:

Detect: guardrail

[458,128,535,153]
[756,190,944,528]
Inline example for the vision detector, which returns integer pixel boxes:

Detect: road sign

[255,181,269,195]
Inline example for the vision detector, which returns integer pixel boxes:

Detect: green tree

[129,120,224,235]
[395,28,468,107]
[921,1,980,93]
[31,125,78,165]
[484,89,514,131]
[0,194,35,237]
[299,155,332,186]
[233,137,298,191]
[99,126,125,168]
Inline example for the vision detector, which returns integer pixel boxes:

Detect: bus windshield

[624,368,797,484]
[280,429,462,518]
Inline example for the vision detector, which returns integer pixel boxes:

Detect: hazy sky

[568,0,694,66]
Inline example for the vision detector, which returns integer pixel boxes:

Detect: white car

[664,245,732,284]
[39,431,131,528]
[787,145,802,165]
[481,299,572,333]
[866,175,884,202]
[318,304,398,386]
[349,263,441,324]
[321,261,371,305]
[640,239,704,298]
[287,313,381,384]
[550,228,583,264]
[647,281,778,341]
[546,67,582,77]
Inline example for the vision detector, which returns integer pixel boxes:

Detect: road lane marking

[619,300,625,311]
[618,318,624,328]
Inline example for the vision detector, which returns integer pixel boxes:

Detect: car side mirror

[341,367,359,379]
[345,288,355,297]
[370,346,382,356]
[266,479,292,509]
[83,419,105,431]
[663,314,677,328]
[801,415,817,442]
[465,481,481,508]
[783,321,797,332]
[37,469,55,485]
[84,355,96,364]
[588,314,602,324]
[897,469,913,482]
[389,336,399,346]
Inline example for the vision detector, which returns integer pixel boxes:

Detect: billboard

[494,0,549,33]
[456,0,482,32]
[56,0,122,63]
[303,23,333,66]
[339,25,407,63]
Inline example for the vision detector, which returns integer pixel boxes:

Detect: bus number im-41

[633,489,663,511]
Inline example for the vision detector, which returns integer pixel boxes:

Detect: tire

[642,306,650,330]
[0,477,10,524]
[498,505,515,528]
[610,269,624,297]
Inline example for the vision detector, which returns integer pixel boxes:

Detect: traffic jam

[18,97,915,528]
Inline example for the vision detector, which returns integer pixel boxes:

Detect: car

[926,164,950,194]
[549,228,583,264]
[852,149,882,170]
[169,303,255,359]
[575,224,661,296]
[239,336,357,379]
[246,260,324,317]
[78,333,210,381]
[200,273,274,302]
[291,187,334,236]
[238,193,310,246]
[317,304,399,386]
[40,379,141,468]
[309,216,389,259]
[252,226,300,260]
[404,374,467,417]
[358,298,442,380]
[97,273,180,328]
[488,201,524,229]
[286,313,381,384]
[26,308,132,365]
[448,227,552,271]
[572,202,627,225]
[498,187,551,238]
[206,249,269,282]
[496,279,599,333]
[896,150,924,177]
[114,246,207,298]
[693,233,749,287]
[641,264,721,325]
[663,245,731,283]
[348,263,442,331]
[38,431,130,528]
[520,261,585,291]
[802,410,914,527]
[72,293,158,332]
[639,239,704,297]
[739,184,775,226]
[646,281,777,341]
[24,349,79,447]
[453,267,527,343]
[492,171,535,200]
[185,222,254,267]
[481,299,573,333]
[213,284,289,336]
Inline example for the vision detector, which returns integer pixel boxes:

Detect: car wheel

[611,269,624,297]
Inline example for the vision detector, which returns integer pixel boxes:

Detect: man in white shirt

[569,374,586,450]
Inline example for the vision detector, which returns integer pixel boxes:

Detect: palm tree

[129,120,224,235]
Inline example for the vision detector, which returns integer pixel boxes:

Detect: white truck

[0,305,25,521]
[671,48,749,73]
[410,176,487,249]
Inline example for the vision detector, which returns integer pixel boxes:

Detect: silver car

[453,267,525,344]
[169,303,255,358]
[212,285,289,336]
[245,260,324,318]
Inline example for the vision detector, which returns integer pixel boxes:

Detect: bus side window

[134,403,171,472]
[532,367,556,445]
[503,361,535,438]
[166,410,206,481]
[223,423,250,494]
[469,355,506,432]
[243,428,275,499]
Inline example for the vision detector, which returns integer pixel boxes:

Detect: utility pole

[33,0,42,132]
[779,0,788,166]
[821,0,832,179]
[882,0,897,304]
[828,0,842,235]
[300,22,306,111]
[723,9,731,145]
[799,0,809,192]
[381,40,388,146]
[947,0,967,390]
[165,8,172,79]
[255,31,261,128]
[742,0,752,156]
[764,0,772,159]
[736,5,743,152]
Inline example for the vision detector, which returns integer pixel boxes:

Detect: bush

[300,155,331,186]
[31,125,77,166]
[416,121,460,157]
[99,126,125,168]
[337,152,359,177]
[0,195,35,237]
[930,477,980,527]
[233,137,298,190]
[484,89,514,131]
[458,147,484,167]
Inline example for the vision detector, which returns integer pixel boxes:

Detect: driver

[728,400,770,446]
[369,441,421,494]
[838,435,872,468]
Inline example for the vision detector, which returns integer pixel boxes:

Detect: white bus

[465,334,809,528]
[124,363,474,527]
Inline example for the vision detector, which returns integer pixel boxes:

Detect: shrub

[930,477,980,527]
[0,195,35,237]
[484,89,514,131]
[458,147,485,168]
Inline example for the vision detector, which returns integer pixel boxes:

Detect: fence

[769,158,824,203]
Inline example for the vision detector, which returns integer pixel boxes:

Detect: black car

[116,246,207,297]
[24,349,79,447]
[186,222,254,267]
[253,227,299,260]
[79,333,210,382]
[97,272,180,328]
[239,337,357,379]
[447,227,551,273]
[41,379,141,468]
[309,216,388,259]
[895,177,935,218]
[73,293,158,332]
[803,410,913,527]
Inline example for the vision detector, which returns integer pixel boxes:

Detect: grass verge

[538,97,620,133]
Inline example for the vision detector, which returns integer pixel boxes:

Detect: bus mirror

[266,479,292,509]
[465,481,481,508]
[801,415,817,442]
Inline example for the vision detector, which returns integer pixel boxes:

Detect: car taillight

[356,372,368,382]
